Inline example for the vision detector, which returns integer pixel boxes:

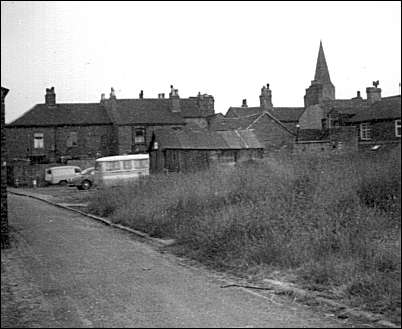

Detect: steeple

[304,41,335,107]
[314,41,332,84]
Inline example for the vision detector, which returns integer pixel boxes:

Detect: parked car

[45,166,81,185]
[69,167,95,190]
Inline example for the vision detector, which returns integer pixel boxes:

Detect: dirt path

[2,194,373,328]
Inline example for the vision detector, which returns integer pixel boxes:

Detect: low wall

[7,158,96,187]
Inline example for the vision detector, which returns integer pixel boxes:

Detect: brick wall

[294,127,358,155]
[117,124,185,155]
[349,120,401,142]
[6,124,113,162]
[251,114,295,154]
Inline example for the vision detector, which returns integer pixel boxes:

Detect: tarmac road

[1,194,363,328]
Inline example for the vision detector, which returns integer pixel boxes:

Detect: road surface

[2,194,365,328]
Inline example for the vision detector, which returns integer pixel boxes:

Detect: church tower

[304,41,335,107]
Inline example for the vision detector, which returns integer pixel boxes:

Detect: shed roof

[154,128,263,150]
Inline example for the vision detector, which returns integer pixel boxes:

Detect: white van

[94,154,149,187]
[45,166,81,185]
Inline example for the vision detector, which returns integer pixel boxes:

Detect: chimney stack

[45,87,56,107]
[169,85,180,112]
[259,83,273,110]
[110,87,116,100]
[241,99,248,107]
[352,90,362,100]
[100,93,106,102]
[139,90,144,99]
[158,93,165,99]
[366,81,381,104]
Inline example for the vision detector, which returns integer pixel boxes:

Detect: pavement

[1,192,395,328]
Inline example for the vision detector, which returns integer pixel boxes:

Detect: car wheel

[59,180,68,186]
[81,180,92,190]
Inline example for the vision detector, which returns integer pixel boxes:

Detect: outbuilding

[149,127,264,173]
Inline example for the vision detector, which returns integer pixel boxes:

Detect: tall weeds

[88,146,401,320]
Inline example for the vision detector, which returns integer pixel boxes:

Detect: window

[360,123,371,140]
[66,132,78,147]
[34,133,44,148]
[328,115,339,128]
[321,118,327,130]
[123,160,132,170]
[396,119,401,138]
[105,161,121,171]
[134,128,145,144]
[133,159,149,169]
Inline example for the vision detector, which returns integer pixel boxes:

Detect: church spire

[314,41,332,84]
[304,41,335,107]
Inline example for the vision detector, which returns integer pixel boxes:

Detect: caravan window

[123,160,132,170]
[105,161,121,171]
[134,158,148,169]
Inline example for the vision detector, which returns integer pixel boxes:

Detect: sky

[1,1,401,123]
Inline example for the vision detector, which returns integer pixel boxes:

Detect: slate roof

[7,97,208,127]
[8,103,111,127]
[269,107,305,122]
[226,106,304,122]
[226,107,261,118]
[111,99,185,125]
[210,111,296,136]
[154,127,263,150]
[323,99,370,116]
[209,113,261,131]
[346,95,401,123]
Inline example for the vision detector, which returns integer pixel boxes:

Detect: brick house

[6,86,216,164]
[344,95,401,150]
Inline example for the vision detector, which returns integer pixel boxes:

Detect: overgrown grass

[88,146,401,322]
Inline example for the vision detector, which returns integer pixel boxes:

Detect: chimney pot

[101,93,106,102]
[242,99,248,107]
[110,87,116,99]
[45,86,56,106]
[139,90,144,99]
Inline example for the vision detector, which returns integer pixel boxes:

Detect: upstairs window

[134,127,146,144]
[360,123,371,140]
[321,118,327,130]
[33,133,44,148]
[396,119,401,138]
[66,132,78,147]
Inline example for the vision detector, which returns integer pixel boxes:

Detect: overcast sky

[1,1,401,123]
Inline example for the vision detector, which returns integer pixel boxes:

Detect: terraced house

[6,86,215,164]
